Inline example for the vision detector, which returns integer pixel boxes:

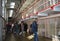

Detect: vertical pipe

[0,0,3,41]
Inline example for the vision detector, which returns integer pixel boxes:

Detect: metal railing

[35,0,60,12]
[23,0,60,17]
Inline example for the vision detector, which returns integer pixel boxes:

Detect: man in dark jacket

[24,22,28,33]
[14,22,19,35]
[31,18,38,41]
[6,22,11,34]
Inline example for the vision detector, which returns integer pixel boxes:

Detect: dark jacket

[32,21,38,33]
[6,24,11,31]
[18,24,22,32]
[14,23,19,32]
[24,23,28,32]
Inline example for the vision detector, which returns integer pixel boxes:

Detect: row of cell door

[38,16,60,39]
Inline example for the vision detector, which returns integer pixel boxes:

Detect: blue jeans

[34,32,38,41]
[16,30,19,35]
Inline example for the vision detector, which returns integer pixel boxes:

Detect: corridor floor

[5,33,52,41]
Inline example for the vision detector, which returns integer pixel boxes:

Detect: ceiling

[20,0,35,12]
[6,0,35,18]
[6,0,21,17]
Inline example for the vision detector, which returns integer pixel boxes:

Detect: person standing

[31,18,38,41]
[24,22,28,33]
[14,22,19,35]
[29,24,33,34]
[6,22,12,34]
[20,21,25,36]
[18,23,22,35]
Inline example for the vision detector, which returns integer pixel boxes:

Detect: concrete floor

[5,33,52,41]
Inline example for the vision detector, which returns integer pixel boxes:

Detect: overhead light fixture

[38,13,48,16]
[26,14,28,17]
[34,9,36,14]
[22,16,24,19]
[10,2,15,8]
[5,0,7,3]
[9,10,13,17]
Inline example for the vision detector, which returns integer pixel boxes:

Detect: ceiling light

[38,13,48,16]
[10,2,15,6]
[22,16,24,19]
[34,9,36,13]
[9,10,13,17]
[10,2,15,8]
[26,14,28,17]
